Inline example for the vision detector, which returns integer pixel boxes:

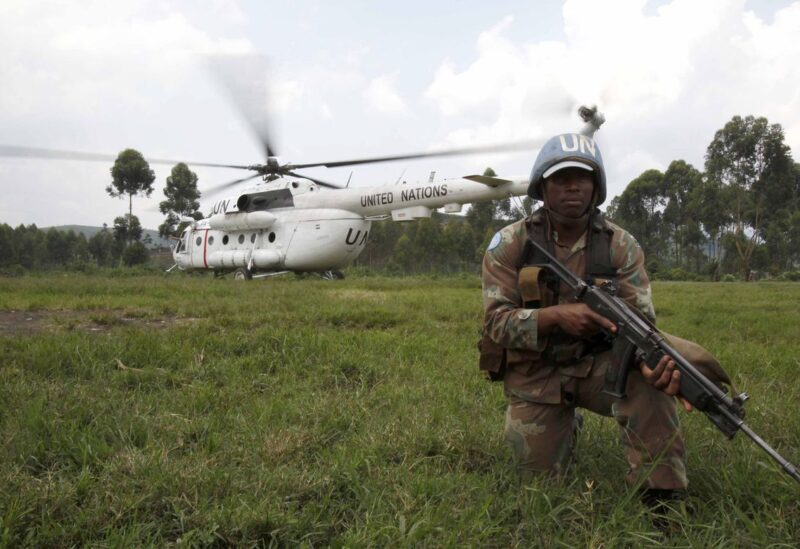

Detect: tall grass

[0,275,798,546]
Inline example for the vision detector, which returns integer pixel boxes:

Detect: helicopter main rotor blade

[283,139,545,170]
[202,172,264,196]
[0,145,118,163]
[0,144,255,171]
[206,54,278,159]
[282,170,343,190]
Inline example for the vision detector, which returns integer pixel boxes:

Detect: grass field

[0,274,798,547]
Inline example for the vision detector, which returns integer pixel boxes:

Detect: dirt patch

[0,310,200,337]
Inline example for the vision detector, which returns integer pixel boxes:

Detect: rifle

[527,237,800,485]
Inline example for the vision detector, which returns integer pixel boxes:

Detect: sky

[1,0,799,230]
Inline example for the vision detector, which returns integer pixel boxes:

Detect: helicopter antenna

[395,168,406,185]
[346,171,353,188]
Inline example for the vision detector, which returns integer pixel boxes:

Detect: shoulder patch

[487,231,502,251]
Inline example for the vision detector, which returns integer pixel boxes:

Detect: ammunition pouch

[478,333,507,381]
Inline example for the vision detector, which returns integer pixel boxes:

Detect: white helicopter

[166,105,604,280]
[0,105,605,280]
[191,105,604,279]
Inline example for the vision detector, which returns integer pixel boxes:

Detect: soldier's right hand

[539,303,617,338]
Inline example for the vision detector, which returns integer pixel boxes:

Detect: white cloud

[0,0,257,228]
[363,74,408,114]
[422,0,800,203]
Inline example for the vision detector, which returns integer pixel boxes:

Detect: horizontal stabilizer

[463,175,514,187]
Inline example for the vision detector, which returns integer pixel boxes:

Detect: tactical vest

[479,208,617,381]
[518,208,617,307]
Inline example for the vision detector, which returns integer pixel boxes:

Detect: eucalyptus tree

[705,115,794,277]
[159,162,202,238]
[107,149,155,244]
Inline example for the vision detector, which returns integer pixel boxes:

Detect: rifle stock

[527,237,800,485]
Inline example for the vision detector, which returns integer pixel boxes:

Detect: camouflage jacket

[481,209,655,403]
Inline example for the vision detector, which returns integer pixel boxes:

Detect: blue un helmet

[528,133,607,206]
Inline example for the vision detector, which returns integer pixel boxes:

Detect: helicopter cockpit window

[176,231,188,253]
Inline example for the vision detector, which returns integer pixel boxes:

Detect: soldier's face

[544,167,595,218]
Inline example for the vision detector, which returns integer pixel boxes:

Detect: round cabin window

[208,236,214,245]
[250,233,256,243]
[238,234,245,244]
[195,236,202,246]
[222,235,229,245]
[268,232,276,243]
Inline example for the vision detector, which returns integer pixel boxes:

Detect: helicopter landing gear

[320,270,345,280]
[233,267,253,281]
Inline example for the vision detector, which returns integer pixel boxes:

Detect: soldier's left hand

[640,355,694,412]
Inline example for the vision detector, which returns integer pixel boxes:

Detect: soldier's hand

[640,355,694,412]
[545,303,617,338]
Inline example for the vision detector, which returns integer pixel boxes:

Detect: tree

[662,160,702,267]
[605,169,666,259]
[88,226,115,267]
[122,241,149,267]
[705,115,795,278]
[392,234,414,273]
[113,215,143,246]
[45,228,70,266]
[107,149,155,244]
[466,167,499,238]
[14,224,46,269]
[0,224,18,267]
[159,162,202,238]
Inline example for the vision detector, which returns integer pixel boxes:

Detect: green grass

[0,275,798,546]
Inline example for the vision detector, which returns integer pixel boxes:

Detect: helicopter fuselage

[172,175,528,277]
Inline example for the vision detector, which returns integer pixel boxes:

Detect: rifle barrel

[739,423,800,484]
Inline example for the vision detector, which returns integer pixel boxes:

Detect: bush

[121,242,149,267]
[658,267,703,281]
[721,274,737,282]
[776,271,800,281]
[0,264,26,277]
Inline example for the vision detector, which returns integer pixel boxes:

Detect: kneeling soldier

[481,132,692,503]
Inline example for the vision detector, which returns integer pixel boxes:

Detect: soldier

[480,132,691,506]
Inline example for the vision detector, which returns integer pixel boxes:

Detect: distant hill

[45,225,173,250]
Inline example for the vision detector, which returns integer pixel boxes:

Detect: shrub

[0,264,26,277]
[122,242,149,267]
[721,274,737,282]
[776,271,800,281]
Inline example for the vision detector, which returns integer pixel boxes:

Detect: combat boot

[641,488,687,535]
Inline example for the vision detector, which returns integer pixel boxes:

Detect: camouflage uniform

[482,210,687,489]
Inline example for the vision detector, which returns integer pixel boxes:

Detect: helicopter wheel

[320,270,345,280]
[233,267,252,281]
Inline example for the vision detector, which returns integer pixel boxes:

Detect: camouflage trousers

[504,351,687,490]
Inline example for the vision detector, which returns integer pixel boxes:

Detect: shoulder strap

[586,211,617,279]
[518,208,554,269]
